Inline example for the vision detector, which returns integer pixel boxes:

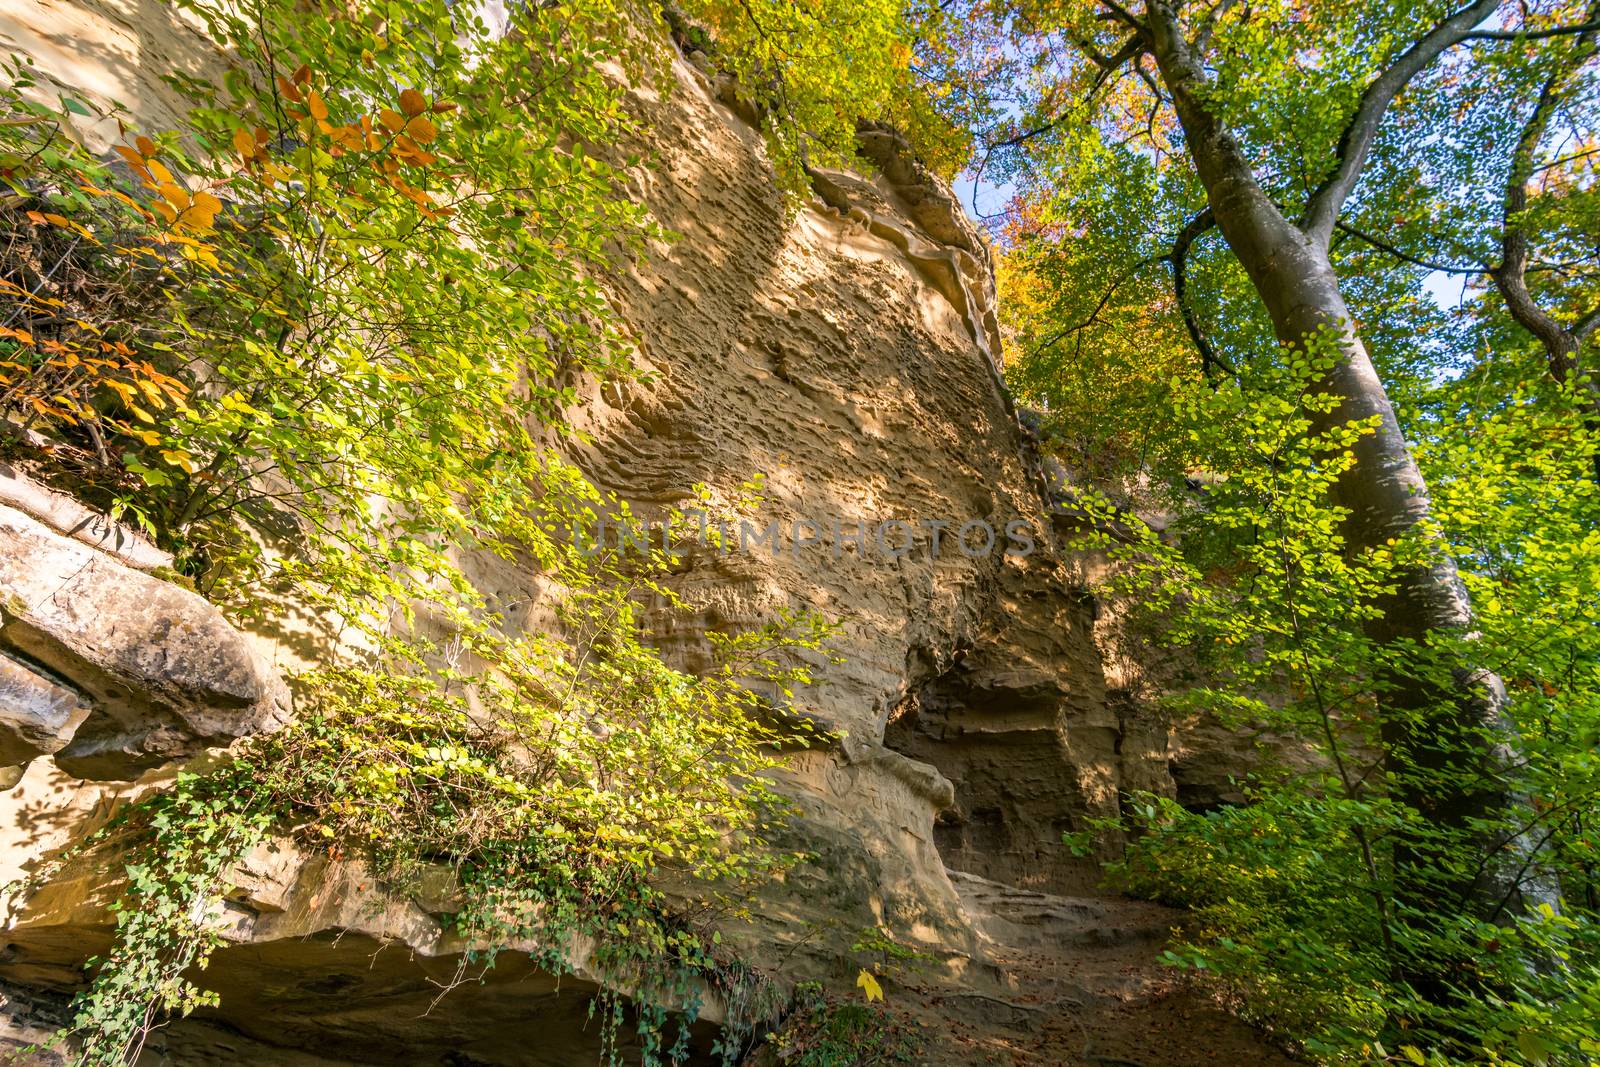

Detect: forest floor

[898,870,1304,1066]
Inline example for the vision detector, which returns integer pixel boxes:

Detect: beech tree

[931,0,1600,916]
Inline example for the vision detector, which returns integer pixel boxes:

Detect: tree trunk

[1144,0,1515,921]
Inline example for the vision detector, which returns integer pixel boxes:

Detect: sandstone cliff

[0,5,1273,1064]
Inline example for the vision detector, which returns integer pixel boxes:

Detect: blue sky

[956,171,1471,313]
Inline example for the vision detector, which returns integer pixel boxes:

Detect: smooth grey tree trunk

[1141,0,1516,922]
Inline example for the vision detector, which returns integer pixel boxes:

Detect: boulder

[0,463,170,572]
[0,653,89,766]
[0,504,290,779]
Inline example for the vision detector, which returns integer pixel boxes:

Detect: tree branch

[1191,0,1240,54]
[1169,206,1234,378]
[1491,69,1576,365]
[1300,0,1502,248]
[969,31,1148,217]
[1485,0,1600,481]
[1575,304,1600,342]
[1464,18,1600,41]
[1142,0,1306,276]
[1028,253,1167,356]
[1097,0,1147,33]
[1082,32,1146,72]
[1488,0,1600,378]
[1334,221,1484,275]
[984,35,1143,152]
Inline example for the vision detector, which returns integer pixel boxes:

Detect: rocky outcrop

[0,490,290,780]
[3,831,718,1066]
[0,654,90,768]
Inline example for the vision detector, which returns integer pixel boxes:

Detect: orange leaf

[430,100,458,114]
[292,63,311,85]
[135,134,157,157]
[307,89,329,122]
[378,109,405,134]
[398,88,427,117]
[113,145,151,180]
[276,75,303,103]
[405,115,437,144]
[232,127,256,160]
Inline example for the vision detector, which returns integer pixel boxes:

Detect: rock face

[0,496,290,779]
[0,5,1254,1064]
[571,44,1178,915]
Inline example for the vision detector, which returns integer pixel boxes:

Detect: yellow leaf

[185,191,222,230]
[307,89,328,122]
[135,379,167,408]
[232,127,256,160]
[160,185,193,216]
[159,449,196,473]
[147,159,176,186]
[855,969,883,1003]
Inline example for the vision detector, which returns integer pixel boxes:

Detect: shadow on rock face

[1,931,729,1067]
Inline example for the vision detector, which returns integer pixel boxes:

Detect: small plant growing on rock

[758,982,923,1067]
